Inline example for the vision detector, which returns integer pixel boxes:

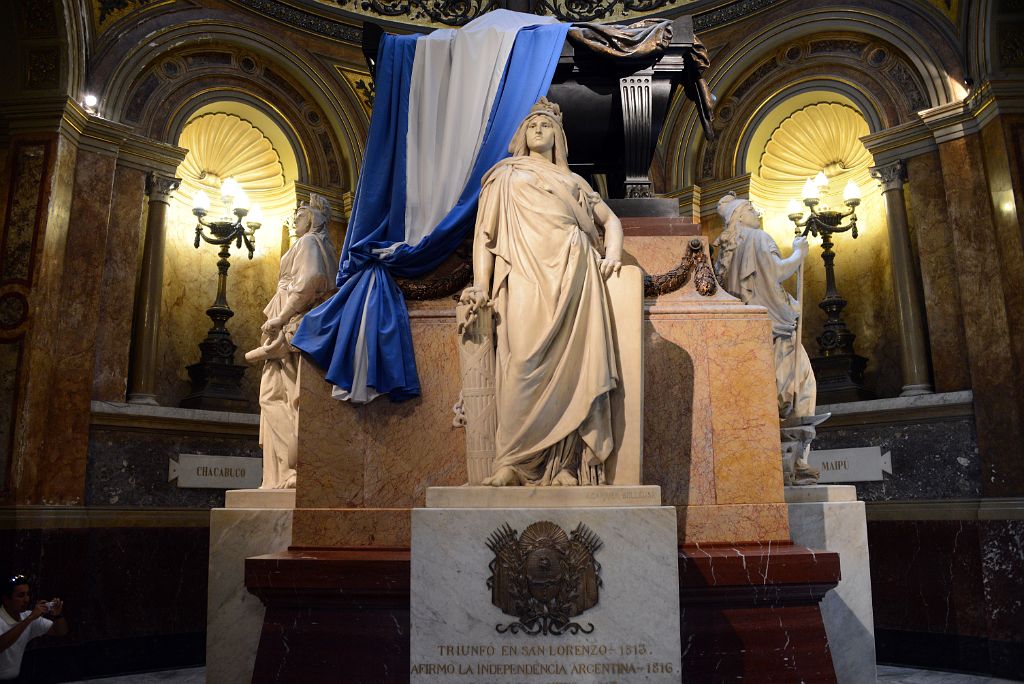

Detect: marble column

[128,173,180,405]
[870,160,933,396]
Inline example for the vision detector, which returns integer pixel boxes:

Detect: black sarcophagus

[362,15,713,201]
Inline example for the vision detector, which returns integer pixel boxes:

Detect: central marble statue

[458,98,624,487]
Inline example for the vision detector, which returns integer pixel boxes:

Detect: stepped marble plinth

[786,485,876,684]
[207,490,294,684]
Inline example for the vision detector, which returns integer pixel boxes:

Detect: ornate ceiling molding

[229,0,362,41]
[229,0,779,33]
[336,66,375,113]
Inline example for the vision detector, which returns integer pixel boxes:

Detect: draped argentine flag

[291,11,570,402]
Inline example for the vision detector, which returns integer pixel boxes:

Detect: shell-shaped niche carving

[758,103,872,184]
[178,113,285,193]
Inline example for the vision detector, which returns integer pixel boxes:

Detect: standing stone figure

[713,193,822,485]
[245,194,338,488]
[458,97,623,487]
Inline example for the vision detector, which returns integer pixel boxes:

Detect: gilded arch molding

[659,4,966,190]
[94,21,368,193]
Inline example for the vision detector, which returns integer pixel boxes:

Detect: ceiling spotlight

[83,94,98,114]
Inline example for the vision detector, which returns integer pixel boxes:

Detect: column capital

[145,172,181,204]
[870,160,907,193]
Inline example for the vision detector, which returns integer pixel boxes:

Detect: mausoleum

[0,0,1021,682]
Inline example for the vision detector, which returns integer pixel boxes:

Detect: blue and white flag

[292,11,570,402]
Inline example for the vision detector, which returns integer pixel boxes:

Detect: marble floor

[877,666,1023,684]
[63,665,1022,683]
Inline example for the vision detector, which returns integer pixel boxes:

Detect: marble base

[224,488,295,508]
[207,501,294,684]
[784,484,857,504]
[425,485,661,508]
[411,506,681,683]
[244,541,841,683]
[678,542,840,682]
[785,485,876,684]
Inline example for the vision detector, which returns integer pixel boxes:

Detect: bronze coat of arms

[486,521,603,635]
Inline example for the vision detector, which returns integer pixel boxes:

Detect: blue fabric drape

[292,22,569,401]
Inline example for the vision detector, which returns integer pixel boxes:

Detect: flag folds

[292,11,569,402]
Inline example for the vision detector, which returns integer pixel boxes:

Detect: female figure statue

[460,98,624,487]
[245,194,338,488]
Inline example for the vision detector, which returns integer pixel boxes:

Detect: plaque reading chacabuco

[486,521,603,636]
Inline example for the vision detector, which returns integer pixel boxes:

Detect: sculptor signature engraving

[485,521,603,636]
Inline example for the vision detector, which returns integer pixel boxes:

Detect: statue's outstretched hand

[792,236,809,259]
[599,257,622,280]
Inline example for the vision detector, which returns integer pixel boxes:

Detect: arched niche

[157,109,299,407]
[92,21,368,195]
[659,4,968,190]
[743,96,902,398]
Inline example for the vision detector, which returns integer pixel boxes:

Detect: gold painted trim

[865,498,1024,522]
[0,506,211,529]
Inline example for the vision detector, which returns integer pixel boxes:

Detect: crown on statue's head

[529,97,562,125]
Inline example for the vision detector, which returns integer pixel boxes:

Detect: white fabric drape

[403,10,559,247]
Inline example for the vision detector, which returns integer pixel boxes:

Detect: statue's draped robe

[258,232,337,488]
[719,226,815,418]
[476,156,618,484]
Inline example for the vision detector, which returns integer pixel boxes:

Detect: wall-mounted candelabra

[180,177,262,411]
[788,172,873,403]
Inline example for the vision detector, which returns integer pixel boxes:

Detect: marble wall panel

[867,517,1024,677]
[980,118,1024,389]
[0,140,49,495]
[7,525,208,638]
[5,523,208,678]
[938,134,1024,498]
[34,148,117,504]
[295,358,366,510]
[868,519,988,638]
[86,426,260,507]
[292,507,412,548]
[91,165,147,402]
[12,135,77,503]
[814,416,980,501]
[645,300,789,543]
[208,507,293,684]
[979,520,1024,657]
[706,315,783,505]
[295,307,466,515]
[0,343,18,491]
[905,152,970,392]
[643,317,715,506]
[623,235,693,277]
[679,502,790,543]
[1,142,46,281]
